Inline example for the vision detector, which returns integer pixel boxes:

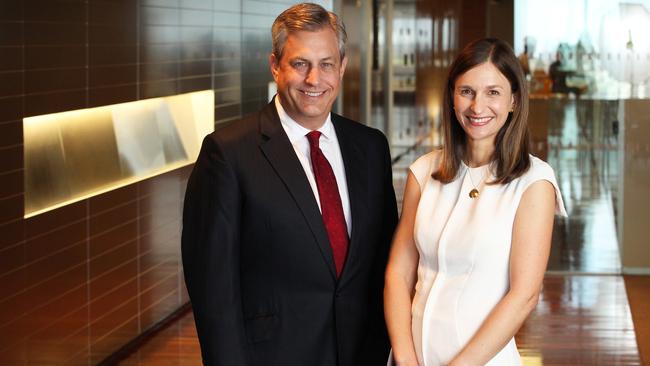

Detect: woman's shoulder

[524,154,556,180]
[410,149,441,177]
[519,154,567,216]
[412,149,442,166]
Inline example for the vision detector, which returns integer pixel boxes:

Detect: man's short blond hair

[271,3,347,61]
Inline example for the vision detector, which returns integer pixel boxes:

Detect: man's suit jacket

[181,100,398,366]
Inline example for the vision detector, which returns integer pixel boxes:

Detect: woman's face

[453,61,514,145]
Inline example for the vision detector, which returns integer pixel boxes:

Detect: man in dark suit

[181,3,398,365]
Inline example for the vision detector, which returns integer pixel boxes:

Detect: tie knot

[306,130,322,148]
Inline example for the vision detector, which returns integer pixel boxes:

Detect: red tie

[306,131,349,277]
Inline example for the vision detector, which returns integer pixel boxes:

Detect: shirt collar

[275,96,334,144]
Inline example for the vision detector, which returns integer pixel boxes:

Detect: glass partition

[515,0,650,99]
[516,0,650,274]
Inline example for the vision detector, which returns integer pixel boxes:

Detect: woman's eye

[488,90,501,96]
[459,89,473,96]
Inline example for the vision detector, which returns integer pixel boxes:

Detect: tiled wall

[240,1,297,113]
[0,0,298,364]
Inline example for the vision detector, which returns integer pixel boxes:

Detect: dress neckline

[461,160,492,171]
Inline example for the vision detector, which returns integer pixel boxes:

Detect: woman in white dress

[384,38,566,366]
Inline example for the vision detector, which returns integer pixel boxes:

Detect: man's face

[270,28,347,129]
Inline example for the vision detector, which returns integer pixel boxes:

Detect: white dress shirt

[275,97,352,235]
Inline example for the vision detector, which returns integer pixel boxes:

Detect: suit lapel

[333,115,369,281]
[258,102,337,280]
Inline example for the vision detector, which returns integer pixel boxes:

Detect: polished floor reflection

[545,99,621,274]
[517,275,640,365]
[120,275,642,366]
[120,310,201,366]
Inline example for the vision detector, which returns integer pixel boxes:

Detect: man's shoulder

[332,113,386,143]
[205,110,263,148]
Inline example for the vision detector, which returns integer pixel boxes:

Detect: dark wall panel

[0,0,281,363]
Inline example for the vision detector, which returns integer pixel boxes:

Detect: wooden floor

[117,274,644,365]
[118,100,648,365]
[518,275,640,365]
[119,310,201,366]
[624,275,650,365]
[111,254,650,364]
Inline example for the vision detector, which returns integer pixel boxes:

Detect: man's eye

[321,62,335,70]
[292,61,307,69]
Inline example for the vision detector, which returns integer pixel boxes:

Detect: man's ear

[269,53,279,81]
[339,56,348,80]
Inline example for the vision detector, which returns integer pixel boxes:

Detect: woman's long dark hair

[433,38,531,184]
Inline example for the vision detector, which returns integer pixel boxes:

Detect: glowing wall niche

[23,90,214,218]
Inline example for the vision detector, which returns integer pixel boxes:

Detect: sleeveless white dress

[408,151,567,366]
